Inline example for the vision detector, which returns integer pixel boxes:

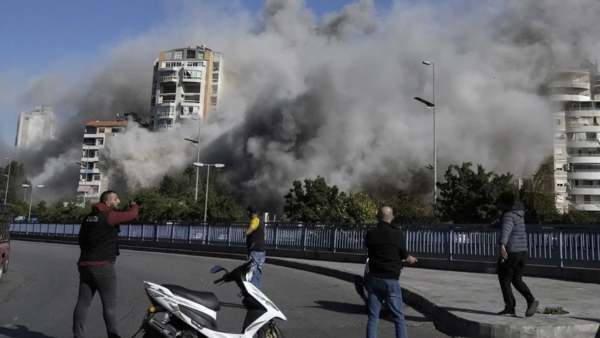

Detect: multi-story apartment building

[549,60,600,212]
[148,45,223,131]
[76,121,128,203]
[15,106,56,150]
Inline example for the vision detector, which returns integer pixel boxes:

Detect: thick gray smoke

[3,0,600,211]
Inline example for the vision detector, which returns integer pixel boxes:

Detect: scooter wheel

[254,322,284,338]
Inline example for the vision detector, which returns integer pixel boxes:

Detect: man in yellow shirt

[243,206,266,289]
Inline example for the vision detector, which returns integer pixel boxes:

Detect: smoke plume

[3,0,600,212]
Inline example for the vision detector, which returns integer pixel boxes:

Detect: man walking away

[243,206,265,289]
[73,191,138,338]
[492,191,538,317]
[365,206,417,338]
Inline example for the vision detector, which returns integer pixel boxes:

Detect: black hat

[246,206,257,214]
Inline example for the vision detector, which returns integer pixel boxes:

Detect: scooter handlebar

[214,277,224,284]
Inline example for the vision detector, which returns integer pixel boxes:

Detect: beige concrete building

[149,45,223,131]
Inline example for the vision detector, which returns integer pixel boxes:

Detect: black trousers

[497,252,535,312]
[73,263,119,338]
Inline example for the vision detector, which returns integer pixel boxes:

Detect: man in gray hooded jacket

[491,191,538,317]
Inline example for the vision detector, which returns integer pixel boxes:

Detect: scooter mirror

[210,266,227,274]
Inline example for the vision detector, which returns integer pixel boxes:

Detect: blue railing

[8,222,600,268]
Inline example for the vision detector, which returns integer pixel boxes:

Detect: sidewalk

[268,257,600,338]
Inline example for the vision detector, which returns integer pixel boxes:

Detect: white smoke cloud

[4,0,600,211]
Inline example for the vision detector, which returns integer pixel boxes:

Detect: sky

[0,0,393,144]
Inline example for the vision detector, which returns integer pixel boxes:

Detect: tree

[437,162,514,224]
[283,177,379,223]
[379,192,434,223]
[519,161,560,224]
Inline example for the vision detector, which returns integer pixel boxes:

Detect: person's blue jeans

[366,276,408,338]
[248,251,265,289]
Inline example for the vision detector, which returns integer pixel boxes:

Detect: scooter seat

[162,284,221,311]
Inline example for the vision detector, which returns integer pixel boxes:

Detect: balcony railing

[160,75,178,82]
[182,99,200,104]
[568,153,600,157]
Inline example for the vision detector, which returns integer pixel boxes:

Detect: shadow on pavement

[312,300,431,322]
[0,325,58,338]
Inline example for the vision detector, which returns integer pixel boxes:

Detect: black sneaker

[498,309,516,317]
[526,300,539,317]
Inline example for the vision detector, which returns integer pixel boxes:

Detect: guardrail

[9,222,600,269]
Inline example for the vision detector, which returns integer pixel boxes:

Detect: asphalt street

[0,241,451,337]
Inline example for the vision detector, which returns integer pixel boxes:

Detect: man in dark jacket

[492,191,538,317]
[73,191,138,338]
[365,206,417,338]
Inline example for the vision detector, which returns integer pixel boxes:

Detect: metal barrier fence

[9,222,600,269]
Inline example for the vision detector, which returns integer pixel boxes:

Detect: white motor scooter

[139,260,286,338]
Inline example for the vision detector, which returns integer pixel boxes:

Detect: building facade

[76,121,128,203]
[15,106,56,150]
[149,45,223,131]
[549,61,600,212]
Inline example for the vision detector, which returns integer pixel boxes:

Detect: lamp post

[193,162,225,222]
[185,114,204,202]
[414,96,436,221]
[28,185,44,222]
[3,157,11,204]
[22,184,30,202]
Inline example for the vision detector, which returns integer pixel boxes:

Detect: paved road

[0,241,451,338]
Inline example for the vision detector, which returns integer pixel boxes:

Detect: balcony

[549,95,590,102]
[81,157,99,162]
[571,202,600,211]
[568,154,600,164]
[159,75,178,83]
[569,186,600,195]
[158,99,177,106]
[155,124,174,131]
[182,75,202,82]
[568,171,600,180]
[548,80,589,89]
[566,125,600,132]
[80,168,100,174]
[566,139,599,148]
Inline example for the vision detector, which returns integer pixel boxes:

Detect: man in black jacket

[73,191,138,338]
[365,206,417,338]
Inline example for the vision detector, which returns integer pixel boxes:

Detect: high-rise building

[149,45,223,131]
[548,60,600,212]
[15,106,56,149]
[77,121,128,203]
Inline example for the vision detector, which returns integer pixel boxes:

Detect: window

[211,96,218,105]
[164,62,183,67]
[186,50,196,59]
[98,128,105,133]
[212,73,219,81]
[213,62,220,71]
[555,147,563,155]
[98,138,104,145]
[197,52,204,59]
[212,85,218,93]
[174,51,183,59]
[93,174,101,181]
[555,119,561,125]
[186,62,204,67]
[113,128,121,133]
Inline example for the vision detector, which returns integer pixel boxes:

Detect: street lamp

[22,184,30,202]
[28,185,44,222]
[415,95,436,221]
[193,162,225,222]
[185,115,204,202]
[3,157,11,204]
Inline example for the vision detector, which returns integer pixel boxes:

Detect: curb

[12,238,600,338]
